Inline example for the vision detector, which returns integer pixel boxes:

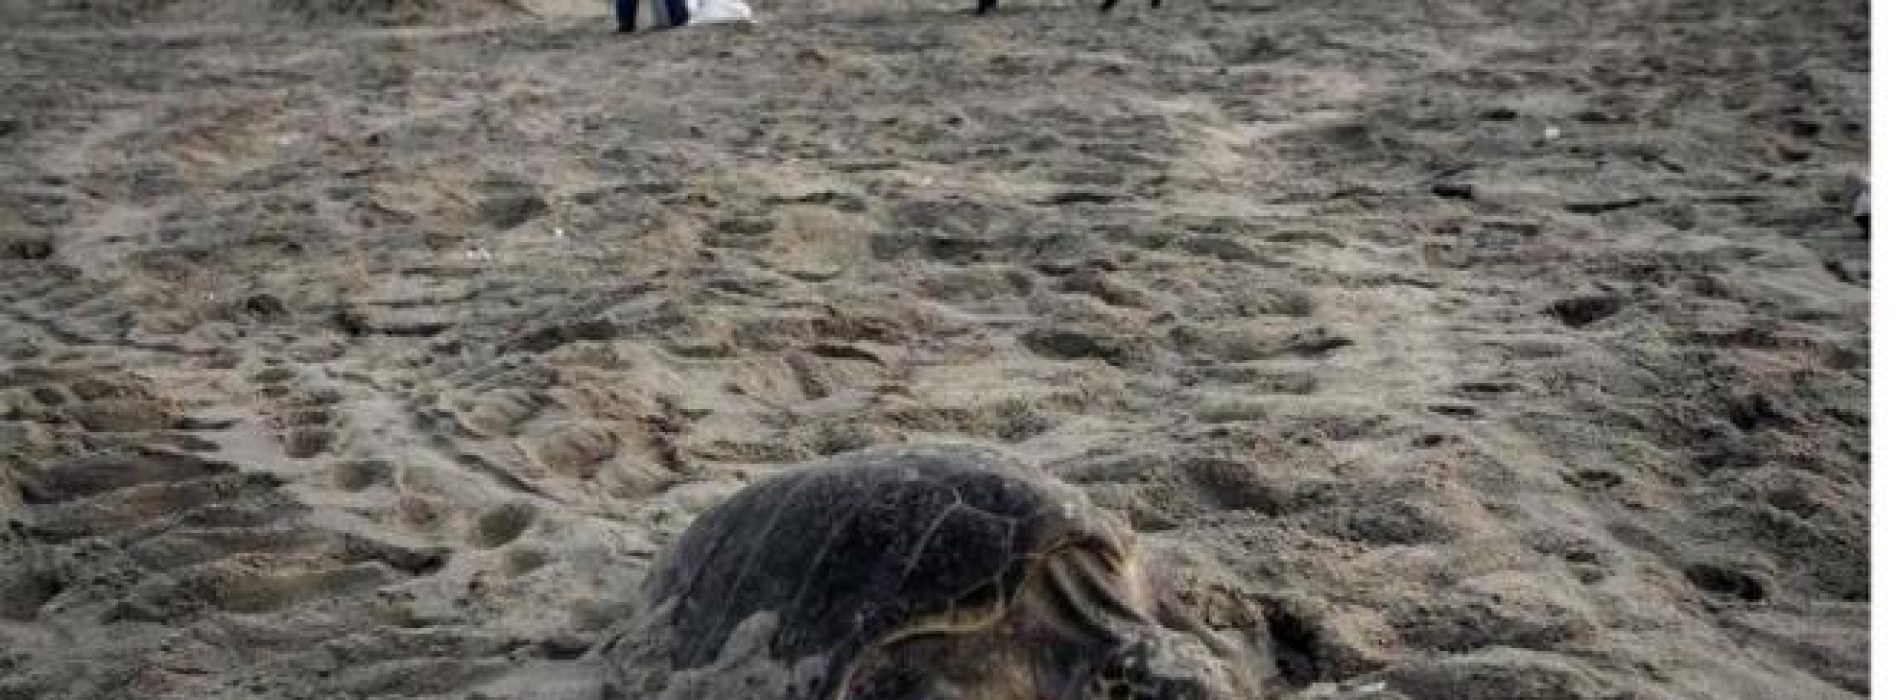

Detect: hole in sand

[471,502,538,548]
[1546,296,1623,328]
[1562,469,1624,490]
[329,460,392,491]
[1265,603,1324,686]
[0,571,65,621]
[1682,563,1767,602]
[282,428,335,459]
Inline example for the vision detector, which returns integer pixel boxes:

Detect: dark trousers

[615,0,636,31]
[616,0,689,31]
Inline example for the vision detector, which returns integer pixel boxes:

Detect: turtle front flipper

[1086,633,1222,700]
[1034,548,1248,700]
[844,627,1044,700]
[1037,541,1155,639]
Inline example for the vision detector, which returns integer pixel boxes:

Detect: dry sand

[0,0,1870,697]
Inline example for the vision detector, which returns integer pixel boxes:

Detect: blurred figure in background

[616,0,688,32]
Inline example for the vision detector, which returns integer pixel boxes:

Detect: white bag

[686,0,752,24]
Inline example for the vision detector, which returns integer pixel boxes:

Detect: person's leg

[664,0,690,26]
[615,0,637,31]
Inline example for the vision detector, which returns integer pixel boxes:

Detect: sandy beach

[0,0,1869,697]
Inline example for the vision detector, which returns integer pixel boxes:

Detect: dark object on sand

[1852,185,1869,237]
[3,235,53,260]
[599,445,1244,700]
[1430,182,1475,200]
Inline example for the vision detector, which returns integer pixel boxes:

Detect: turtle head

[1081,631,1240,700]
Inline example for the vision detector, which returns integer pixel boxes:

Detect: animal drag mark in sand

[600,445,1247,699]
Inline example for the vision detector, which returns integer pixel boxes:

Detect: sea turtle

[600,444,1249,699]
